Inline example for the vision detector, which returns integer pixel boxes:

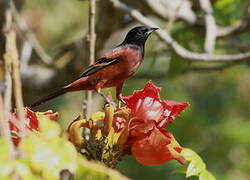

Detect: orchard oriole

[30,26,158,107]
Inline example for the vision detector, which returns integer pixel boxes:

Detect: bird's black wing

[77,57,120,79]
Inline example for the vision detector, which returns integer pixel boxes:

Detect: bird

[30,26,158,108]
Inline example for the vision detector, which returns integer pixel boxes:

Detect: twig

[145,0,197,24]
[0,95,15,157]
[11,32,26,139]
[11,3,53,65]
[4,0,26,140]
[199,0,217,54]
[164,1,183,32]
[228,37,250,50]
[2,0,17,167]
[20,40,32,73]
[217,20,244,37]
[217,2,250,37]
[83,0,96,118]
[88,0,96,65]
[186,62,241,73]
[3,0,12,113]
[109,0,250,62]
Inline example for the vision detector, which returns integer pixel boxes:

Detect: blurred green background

[4,0,250,179]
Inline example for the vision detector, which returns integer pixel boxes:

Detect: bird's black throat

[120,26,158,55]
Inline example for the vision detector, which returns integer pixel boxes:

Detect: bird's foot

[98,91,117,107]
[118,96,126,108]
[117,94,126,108]
[106,99,117,107]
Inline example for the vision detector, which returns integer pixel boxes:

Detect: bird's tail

[30,87,69,108]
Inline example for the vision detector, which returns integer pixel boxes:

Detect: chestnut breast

[101,47,143,85]
[66,46,144,90]
[75,46,144,89]
[106,46,143,76]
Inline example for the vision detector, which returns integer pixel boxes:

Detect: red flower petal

[113,116,127,132]
[122,80,161,110]
[12,108,39,131]
[9,108,58,146]
[131,127,185,166]
[129,118,155,137]
[25,108,39,130]
[121,81,188,165]
[133,97,163,122]
[43,111,58,121]
[11,136,20,146]
[162,100,189,122]
[122,80,189,126]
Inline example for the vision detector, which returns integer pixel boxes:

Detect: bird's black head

[121,26,158,47]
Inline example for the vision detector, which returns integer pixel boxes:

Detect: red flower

[9,108,58,146]
[122,81,189,166]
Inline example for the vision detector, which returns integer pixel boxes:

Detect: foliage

[67,81,189,168]
[0,81,217,180]
[181,148,215,180]
[1,112,127,180]
[1,0,250,179]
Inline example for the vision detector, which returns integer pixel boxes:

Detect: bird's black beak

[146,27,159,35]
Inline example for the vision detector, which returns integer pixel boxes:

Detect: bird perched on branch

[30,26,158,107]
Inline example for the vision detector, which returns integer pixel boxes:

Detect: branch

[4,0,26,139]
[3,0,12,113]
[199,0,217,54]
[217,20,245,37]
[88,0,96,66]
[145,0,197,24]
[109,0,250,62]
[217,2,250,37]
[11,3,53,65]
[84,0,96,118]
[0,95,15,157]
[186,62,241,73]
[1,0,18,165]
[11,32,26,138]
[228,37,250,50]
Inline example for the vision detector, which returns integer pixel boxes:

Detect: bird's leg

[97,91,117,107]
[118,101,123,108]
[95,82,117,107]
[116,83,126,105]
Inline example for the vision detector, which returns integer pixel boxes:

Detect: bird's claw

[105,99,117,107]
[98,91,117,107]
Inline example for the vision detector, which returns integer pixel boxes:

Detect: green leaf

[15,161,38,180]
[20,118,78,179]
[186,159,206,177]
[76,157,128,180]
[172,168,187,174]
[215,0,234,9]
[199,170,216,180]
[181,148,200,162]
[0,139,10,161]
[181,148,216,179]
[0,139,14,178]
[39,116,61,139]
[0,162,14,179]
